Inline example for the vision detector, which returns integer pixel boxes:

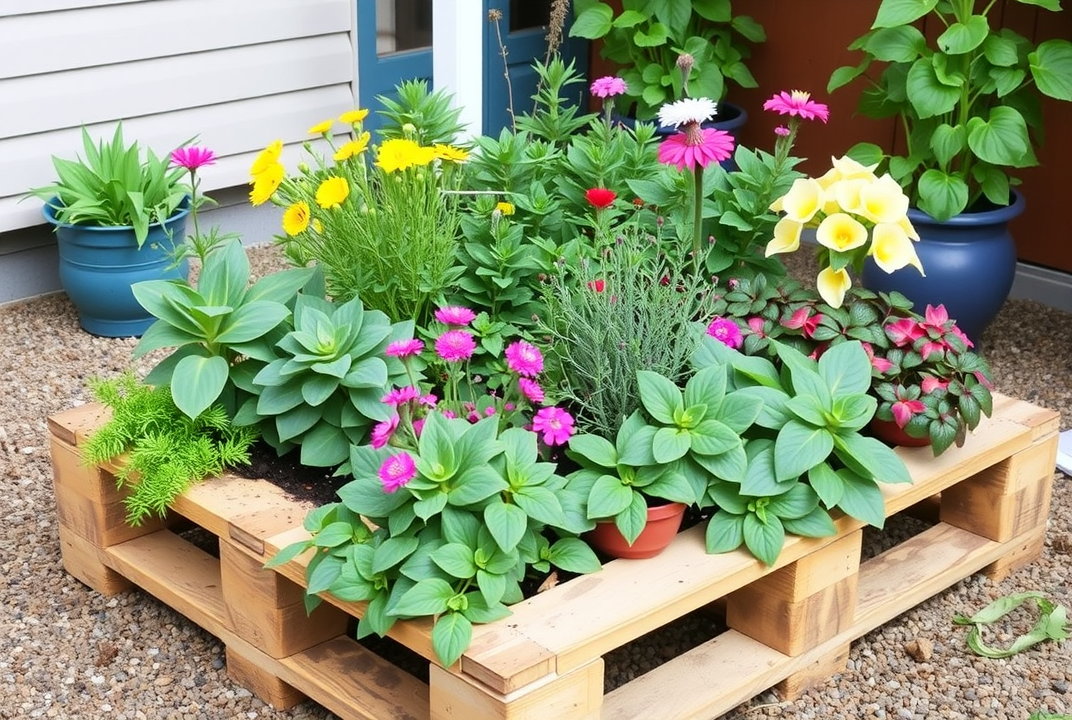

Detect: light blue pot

[43,198,190,337]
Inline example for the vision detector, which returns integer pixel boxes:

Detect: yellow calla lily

[777,178,824,222]
[765,217,803,256]
[871,223,926,275]
[830,155,879,182]
[816,266,852,308]
[898,214,920,241]
[816,212,868,252]
[829,178,867,215]
[860,174,910,224]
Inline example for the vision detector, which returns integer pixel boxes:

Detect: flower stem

[692,163,704,268]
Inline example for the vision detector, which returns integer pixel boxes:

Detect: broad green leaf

[684,366,726,414]
[637,370,684,425]
[807,461,845,507]
[357,591,395,638]
[431,542,478,579]
[198,238,249,308]
[264,540,311,569]
[568,3,614,39]
[431,612,473,667]
[864,25,926,62]
[310,521,355,548]
[653,426,691,464]
[735,386,791,429]
[818,341,872,396]
[835,469,888,528]
[743,513,785,567]
[484,501,528,553]
[306,552,344,595]
[782,506,838,538]
[906,57,961,119]
[476,569,507,606]
[373,536,419,574]
[1030,39,1072,101]
[567,433,618,468]
[873,0,939,28]
[392,578,453,617]
[967,106,1033,168]
[643,469,700,505]
[512,485,565,526]
[616,413,658,466]
[547,538,603,574]
[774,420,833,481]
[832,432,912,484]
[785,394,829,427]
[717,392,762,433]
[693,443,748,483]
[937,15,989,55]
[766,483,820,520]
[740,444,788,496]
[447,466,509,507]
[614,491,649,546]
[587,475,633,519]
[170,354,229,418]
[917,169,969,221]
[688,419,740,456]
[461,593,512,624]
[705,511,745,554]
[215,300,291,344]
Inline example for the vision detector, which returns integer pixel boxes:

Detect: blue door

[482,1,589,137]
[355,0,433,135]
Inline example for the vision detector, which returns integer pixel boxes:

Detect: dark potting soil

[229,440,351,507]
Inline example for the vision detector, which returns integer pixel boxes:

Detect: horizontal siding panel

[1,0,144,16]
[1,34,354,138]
[0,84,356,232]
[0,0,352,79]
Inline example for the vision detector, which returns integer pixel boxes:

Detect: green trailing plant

[132,237,315,419]
[954,591,1070,659]
[82,373,257,525]
[28,123,188,247]
[232,293,414,471]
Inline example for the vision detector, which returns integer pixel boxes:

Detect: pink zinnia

[170,146,217,171]
[378,452,416,493]
[518,377,545,403]
[385,338,424,358]
[657,127,735,171]
[532,406,575,446]
[504,340,543,377]
[382,386,421,406]
[705,317,743,350]
[590,76,627,98]
[435,306,476,326]
[435,329,476,362]
[762,90,830,123]
[370,415,399,449]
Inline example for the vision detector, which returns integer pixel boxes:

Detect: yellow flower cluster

[765,155,924,308]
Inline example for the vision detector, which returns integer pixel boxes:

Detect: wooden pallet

[48,394,1060,720]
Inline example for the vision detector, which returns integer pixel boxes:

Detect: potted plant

[27,124,192,337]
[826,0,1072,340]
[568,0,765,129]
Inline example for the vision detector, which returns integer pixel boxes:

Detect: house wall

[0,0,356,303]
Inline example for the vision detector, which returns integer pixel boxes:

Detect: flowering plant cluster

[764,155,923,308]
[168,145,237,261]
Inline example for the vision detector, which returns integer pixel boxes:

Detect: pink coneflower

[435,306,476,326]
[585,188,616,209]
[382,386,421,406]
[590,76,627,98]
[170,146,216,171]
[531,406,575,446]
[378,452,416,493]
[705,317,743,349]
[658,128,735,171]
[435,330,476,362]
[763,90,830,123]
[371,415,399,449]
[518,377,545,403]
[504,340,543,377]
[385,338,424,358]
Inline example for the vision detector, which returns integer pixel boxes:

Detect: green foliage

[269,418,600,667]
[569,0,765,118]
[82,373,257,525]
[375,79,467,146]
[28,124,188,247]
[132,238,315,419]
[232,293,413,471]
[828,0,1072,220]
[515,57,598,143]
[953,592,1070,659]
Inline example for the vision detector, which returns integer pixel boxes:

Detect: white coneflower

[657,97,718,129]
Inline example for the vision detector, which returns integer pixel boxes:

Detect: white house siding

[0,0,357,233]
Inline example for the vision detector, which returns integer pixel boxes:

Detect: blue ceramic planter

[861,191,1025,344]
[43,199,190,337]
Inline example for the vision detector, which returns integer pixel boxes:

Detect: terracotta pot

[869,417,932,448]
[585,501,687,559]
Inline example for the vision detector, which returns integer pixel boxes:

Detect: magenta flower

[371,415,399,449]
[170,146,217,171]
[378,452,417,493]
[420,393,437,407]
[382,386,421,406]
[518,377,545,403]
[705,317,743,349]
[657,127,735,171]
[762,90,830,123]
[504,340,543,377]
[435,329,476,362]
[385,338,424,358]
[532,406,575,446]
[590,76,627,98]
[412,418,426,437]
[435,306,476,326]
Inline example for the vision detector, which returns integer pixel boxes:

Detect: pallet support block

[56,522,133,596]
[226,644,307,710]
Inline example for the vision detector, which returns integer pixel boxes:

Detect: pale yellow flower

[816,212,868,252]
[817,155,879,190]
[765,217,803,256]
[433,144,470,163]
[250,140,283,178]
[308,119,334,135]
[282,201,310,236]
[870,222,926,275]
[816,266,852,308]
[859,174,910,224]
[898,215,920,241]
[339,108,369,124]
[334,132,371,161]
[828,178,867,215]
[249,162,284,206]
[316,176,350,209]
[776,178,824,223]
[495,201,515,216]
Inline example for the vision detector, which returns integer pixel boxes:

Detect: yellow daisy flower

[339,109,369,124]
[282,201,310,236]
[375,138,436,172]
[316,176,350,209]
[433,144,470,163]
[249,140,283,178]
[495,201,515,216]
[308,119,334,135]
[249,162,285,206]
[334,132,371,161]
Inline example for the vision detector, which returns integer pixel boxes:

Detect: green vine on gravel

[954,592,1071,660]
[83,373,258,525]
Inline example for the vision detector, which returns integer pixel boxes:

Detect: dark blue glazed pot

[861,190,1024,344]
[43,198,190,337]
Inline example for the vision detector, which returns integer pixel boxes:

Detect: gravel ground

[1,243,1070,720]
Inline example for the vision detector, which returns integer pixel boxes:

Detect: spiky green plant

[82,373,257,525]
